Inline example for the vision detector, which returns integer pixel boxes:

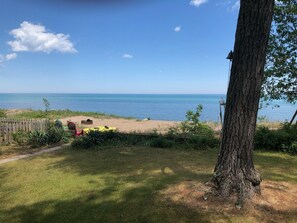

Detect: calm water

[0,94,295,121]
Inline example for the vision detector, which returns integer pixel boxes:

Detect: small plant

[47,125,70,144]
[26,121,71,148]
[182,105,203,133]
[0,109,6,118]
[166,105,219,149]
[43,98,51,113]
[282,141,297,155]
[12,131,29,146]
[28,131,48,148]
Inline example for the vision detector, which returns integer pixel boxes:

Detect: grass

[7,109,133,120]
[0,147,297,223]
[0,144,41,159]
[0,143,64,159]
[0,109,6,118]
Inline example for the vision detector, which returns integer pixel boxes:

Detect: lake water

[0,94,295,121]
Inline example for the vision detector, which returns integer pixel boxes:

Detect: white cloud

[6,53,17,61]
[7,21,77,54]
[174,26,181,32]
[231,0,240,11]
[122,54,133,59]
[0,53,17,64]
[190,0,208,7]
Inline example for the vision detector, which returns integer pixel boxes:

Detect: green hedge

[255,123,297,155]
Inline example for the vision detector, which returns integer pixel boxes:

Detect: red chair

[67,121,83,136]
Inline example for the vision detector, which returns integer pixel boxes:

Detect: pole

[289,110,297,126]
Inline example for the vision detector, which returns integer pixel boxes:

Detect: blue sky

[0,0,240,94]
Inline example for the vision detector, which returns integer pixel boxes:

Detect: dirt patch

[160,180,297,223]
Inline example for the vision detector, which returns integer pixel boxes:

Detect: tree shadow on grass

[2,147,296,222]
[1,194,213,223]
[253,204,297,223]
[0,151,216,223]
[43,147,216,181]
[254,152,297,183]
[0,147,218,223]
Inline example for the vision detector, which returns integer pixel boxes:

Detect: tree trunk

[213,0,275,205]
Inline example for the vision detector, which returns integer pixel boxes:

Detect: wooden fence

[0,118,49,145]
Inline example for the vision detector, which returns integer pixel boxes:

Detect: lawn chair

[67,121,83,136]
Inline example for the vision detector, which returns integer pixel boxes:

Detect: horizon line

[0,92,227,95]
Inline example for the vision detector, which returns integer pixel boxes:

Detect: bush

[188,135,219,149]
[282,141,297,155]
[181,105,203,135]
[25,122,71,148]
[168,122,218,150]
[254,123,297,154]
[47,126,70,144]
[71,137,94,149]
[12,131,29,146]
[70,122,219,151]
[71,131,120,149]
[28,131,48,148]
[0,109,6,118]
[149,138,174,148]
[86,130,117,145]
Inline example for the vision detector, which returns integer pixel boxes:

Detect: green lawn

[0,147,296,223]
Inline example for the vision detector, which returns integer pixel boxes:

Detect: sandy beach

[60,116,179,133]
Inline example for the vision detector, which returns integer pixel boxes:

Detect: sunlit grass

[0,147,296,223]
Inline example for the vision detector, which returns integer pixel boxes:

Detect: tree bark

[213,0,275,204]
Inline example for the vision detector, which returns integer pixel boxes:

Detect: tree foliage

[263,0,297,104]
[42,98,51,113]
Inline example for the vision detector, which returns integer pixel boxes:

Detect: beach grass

[7,109,134,120]
[0,147,296,223]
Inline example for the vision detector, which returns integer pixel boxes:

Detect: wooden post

[289,110,297,126]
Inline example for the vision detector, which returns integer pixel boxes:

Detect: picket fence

[0,118,49,145]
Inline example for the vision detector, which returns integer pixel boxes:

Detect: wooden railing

[0,118,49,145]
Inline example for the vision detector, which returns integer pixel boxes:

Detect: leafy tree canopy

[263,0,297,104]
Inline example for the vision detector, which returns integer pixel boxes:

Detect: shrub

[282,141,297,155]
[85,130,118,145]
[149,138,174,148]
[47,126,70,144]
[85,131,104,145]
[43,98,51,113]
[167,115,218,149]
[188,135,219,149]
[25,121,71,148]
[181,105,203,134]
[70,124,219,150]
[28,131,48,148]
[71,137,94,149]
[282,122,297,138]
[12,131,29,146]
[0,109,6,117]
[254,123,297,153]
